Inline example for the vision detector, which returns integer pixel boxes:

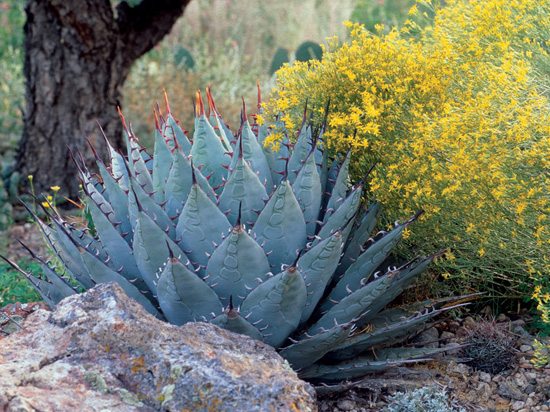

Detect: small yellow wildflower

[51,186,61,192]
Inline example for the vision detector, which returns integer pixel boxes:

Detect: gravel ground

[316,314,550,412]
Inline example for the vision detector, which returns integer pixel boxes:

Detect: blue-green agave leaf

[326,225,406,308]
[128,176,176,240]
[127,134,154,195]
[157,256,223,325]
[328,305,459,360]
[35,217,94,289]
[133,210,190,295]
[257,122,276,181]
[152,127,174,203]
[299,348,442,382]
[80,251,159,317]
[97,161,132,243]
[308,272,395,336]
[176,183,231,274]
[240,267,307,347]
[280,323,353,370]
[271,114,290,185]
[101,130,130,192]
[292,150,322,237]
[210,304,264,341]
[230,121,273,189]
[336,202,383,277]
[205,222,270,306]
[324,150,351,222]
[64,223,107,261]
[287,122,311,184]
[0,255,72,308]
[164,149,216,219]
[206,88,233,150]
[297,231,343,324]
[314,184,362,248]
[354,256,436,327]
[85,194,146,290]
[10,243,79,305]
[251,180,306,270]
[190,114,231,191]
[218,156,268,226]
[166,113,192,155]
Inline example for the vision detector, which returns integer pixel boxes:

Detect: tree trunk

[16,0,190,199]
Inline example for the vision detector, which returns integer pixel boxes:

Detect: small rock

[479,305,493,317]
[479,372,492,383]
[496,313,510,322]
[513,325,531,338]
[440,331,455,342]
[336,399,355,411]
[511,319,526,328]
[448,321,460,333]
[498,380,526,401]
[464,316,476,327]
[450,362,471,375]
[414,326,439,349]
[476,382,492,401]
[520,344,533,352]
[514,375,527,387]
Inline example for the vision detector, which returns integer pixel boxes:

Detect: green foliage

[295,41,323,62]
[270,0,550,306]
[351,0,418,34]
[3,89,467,385]
[0,259,42,305]
[0,0,25,57]
[532,339,550,368]
[0,0,25,229]
[383,386,465,412]
[173,46,195,71]
[269,47,289,76]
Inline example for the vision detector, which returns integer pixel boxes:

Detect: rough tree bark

[16,0,191,199]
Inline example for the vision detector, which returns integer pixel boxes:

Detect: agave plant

[5,87,463,385]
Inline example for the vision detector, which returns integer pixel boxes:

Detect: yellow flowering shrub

[269,0,550,308]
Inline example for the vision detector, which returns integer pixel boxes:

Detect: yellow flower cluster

[270,0,550,304]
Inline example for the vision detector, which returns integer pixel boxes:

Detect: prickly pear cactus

[3,87,463,385]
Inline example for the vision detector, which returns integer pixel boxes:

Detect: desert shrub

[461,319,517,374]
[383,386,465,412]
[269,0,550,304]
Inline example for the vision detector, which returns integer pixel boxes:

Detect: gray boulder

[0,282,317,411]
